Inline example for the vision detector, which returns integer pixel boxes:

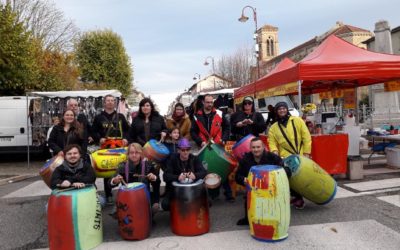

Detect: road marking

[39,220,396,250]
[378,195,400,208]
[344,178,400,192]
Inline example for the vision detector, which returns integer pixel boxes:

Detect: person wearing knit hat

[230,96,265,141]
[161,138,207,211]
[268,101,312,209]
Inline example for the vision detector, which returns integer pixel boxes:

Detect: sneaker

[236,217,249,226]
[291,198,305,210]
[106,197,113,205]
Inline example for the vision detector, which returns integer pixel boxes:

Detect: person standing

[230,96,265,140]
[91,94,129,204]
[235,137,284,225]
[166,103,191,140]
[48,110,84,157]
[190,94,232,201]
[268,101,312,209]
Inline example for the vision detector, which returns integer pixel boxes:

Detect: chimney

[374,20,393,54]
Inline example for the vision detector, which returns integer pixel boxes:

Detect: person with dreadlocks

[268,101,312,209]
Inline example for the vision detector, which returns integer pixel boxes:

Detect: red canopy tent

[255,35,400,97]
[234,57,296,103]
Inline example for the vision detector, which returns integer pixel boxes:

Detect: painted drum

[247,165,290,242]
[39,155,64,188]
[232,134,256,160]
[197,143,236,182]
[204,173,221,189]
[170,180,209,236]
[116,182,151,240]
[101,137,124,149]
[143,139,170,163]
[283,155,337,205]
[90,147,127,178]
[47,186,102,250]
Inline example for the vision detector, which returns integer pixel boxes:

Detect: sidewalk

[0,160,42,185]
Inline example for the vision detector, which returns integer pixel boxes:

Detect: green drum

[283,155,337,205]
[197,143,236,182]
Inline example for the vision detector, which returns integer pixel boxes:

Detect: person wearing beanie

[230,96,265,140]
[268,101,312,209]
[161,138,207,211]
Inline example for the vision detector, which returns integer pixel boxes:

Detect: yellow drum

[283,155,337,205]
[247,165,290,242]
[90,147,127,178]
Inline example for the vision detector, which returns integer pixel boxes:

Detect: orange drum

[39,155,64,188]
[143,139,170,162]
[101,137,123,149]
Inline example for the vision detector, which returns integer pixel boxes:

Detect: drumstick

[55,187,76,193]
[120,178,128,187]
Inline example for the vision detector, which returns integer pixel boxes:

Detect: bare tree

[215,45,253,87]
[3,0,79,51]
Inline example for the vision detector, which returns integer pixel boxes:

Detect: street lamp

[193,73,201,81]
[238,5,260,79]
[203,56,215,74]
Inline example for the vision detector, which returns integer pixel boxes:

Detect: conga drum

[232,134,255,160]
[90,147,127,178]
[116,182,151,240]
[39,155,64,188]
[47,186,102,250]
[197,143,236,182]
[283,155,337,205]
[170,180,209,236]
[247,165,290,242]
[143,139,170,162]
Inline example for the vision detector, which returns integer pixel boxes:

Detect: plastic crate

[385,147,400,168]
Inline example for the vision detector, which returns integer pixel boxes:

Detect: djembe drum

[47,186,102,250]
[39,155,64,188]
[247,165,290,242]
[90,147,127,178]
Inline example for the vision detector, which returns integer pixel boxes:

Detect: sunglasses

[179,148,190,152]
[244,101,253,105]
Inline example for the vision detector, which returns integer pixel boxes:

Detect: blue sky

[55,0,400,114]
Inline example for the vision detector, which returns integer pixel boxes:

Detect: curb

[0,174,37,186]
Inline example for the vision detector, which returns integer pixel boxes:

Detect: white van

[256,96,300,120]
[0,96,43,154]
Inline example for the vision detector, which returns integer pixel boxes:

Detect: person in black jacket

[50,144,96,190]
[91,94,130,203]
[128,98,167,146]
[235,137,286,226]
[161,138,207,211]
[48,109,85,156]
[230,96,265,140]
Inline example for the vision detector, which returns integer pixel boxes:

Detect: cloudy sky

[56,0,400,115]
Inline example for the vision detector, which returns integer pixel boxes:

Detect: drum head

[204,173,221,189]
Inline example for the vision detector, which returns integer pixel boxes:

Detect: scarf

[62,159,84,174]
[172,111,185,123]
[277,114,290,127]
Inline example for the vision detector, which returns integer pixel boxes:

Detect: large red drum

[170,180,209,236]
[39,155,64,188]
[143,139,170,162]
[116,182,151,240]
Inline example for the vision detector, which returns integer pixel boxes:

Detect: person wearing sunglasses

[161,138,207,211]
[230,96,265,141]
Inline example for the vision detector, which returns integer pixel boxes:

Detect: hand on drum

[122,139,129,146]
[57,151,64,157]
[146,173,157,181]
[60,180,71,188]
[100,138,106,145]
[178,172,195,183]
[160,132,167,142]
[71,182,86,189]
[111,175,124,185]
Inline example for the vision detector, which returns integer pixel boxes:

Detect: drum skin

[232,134,256,160]
[204,173,221,189]
[116,182,151,240]
[143,139,170,162]
[198,143,236,182]
[247,165,290,242]
[170,180,209,236]
[90,147,127,178]
[47,186,102,250]
[39,155,64,188]
[283,155,337,205]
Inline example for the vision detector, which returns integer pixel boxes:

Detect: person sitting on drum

[235,137,287,226]
[110,143,160,213]
[50,144,96,190]
[161,138,207,211]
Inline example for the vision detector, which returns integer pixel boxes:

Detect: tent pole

[26,93,30,168]
[298,80,303,116]
[355,86,359,126]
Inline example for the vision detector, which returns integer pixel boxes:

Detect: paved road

[1,162,400,250]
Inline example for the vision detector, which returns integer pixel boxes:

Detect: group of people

[47,93,312,226]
